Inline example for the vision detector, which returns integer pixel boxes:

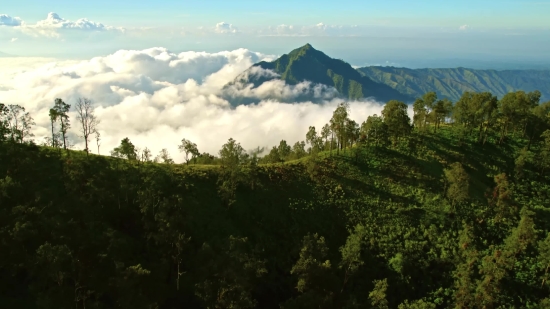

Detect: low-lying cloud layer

[0,47,387,163]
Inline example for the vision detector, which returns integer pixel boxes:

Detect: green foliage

[2,89,550,308]
[443,162,469,208]
[359,66,550,102]
[179,138,200,164]
[111,137,138,160]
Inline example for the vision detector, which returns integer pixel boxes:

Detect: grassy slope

[1,126,549,308]
[358,66,550,102]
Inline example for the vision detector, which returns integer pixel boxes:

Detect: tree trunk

[50,120,55,148]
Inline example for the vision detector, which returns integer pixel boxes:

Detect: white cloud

[214,22,239,34]
[458,24,470,31]
[17,12,124,37]
[10,38,18,43]
[0,14,23,26]
[0,47,385,163]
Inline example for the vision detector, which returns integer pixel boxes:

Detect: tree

[219,138,246,169]
[489,173,518,224]
[321,124,331,150]
[433,98,453,132]
[0,103,9,141]
[413,97,427,130]
[49,107,58,148]
[5,105,34,143]
[52,98,71,150]
[6,104,24,142]
[361,114,388,147]
[283,233,337,307]
[527,101,550,150]
[369,279,389,309]
[277,140,291,161]
[111,137,137,160]
[95,131,101,154]
[444,162,469,209]
[381,100,411,146]
[266,146,281,163]
[75,97,100,155]
[140,147,152,162]
[330,102,350,153]
[291,141,307,159]
[178,138,200,165]
[305,126,322,154]
[156,148,174,164]
[539,130,550,176]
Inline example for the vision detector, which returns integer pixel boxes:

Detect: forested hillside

[358,66,550,103]
[1,89,550,308]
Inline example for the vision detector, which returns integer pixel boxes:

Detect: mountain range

[227,44,550,104]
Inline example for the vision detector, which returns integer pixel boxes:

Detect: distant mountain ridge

[226,44,413,104]
[226,44,550,105]
[358,66,550,102]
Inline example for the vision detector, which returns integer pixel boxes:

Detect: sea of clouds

[0,47,388,163]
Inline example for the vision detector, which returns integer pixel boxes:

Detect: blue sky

[1,0,549,67]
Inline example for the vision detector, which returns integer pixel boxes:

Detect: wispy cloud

[10,38,18,43]
[458,24,471,31]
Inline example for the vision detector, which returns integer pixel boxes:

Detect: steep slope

[358,66,550,102]
[226,44,413,104]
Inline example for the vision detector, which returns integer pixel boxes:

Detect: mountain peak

[228,44,414,103]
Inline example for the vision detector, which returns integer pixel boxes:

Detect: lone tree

[75,97,100,155]
[111,137,137,160]
[52,98,71,150]
[219,138,246,169]
[156,148,174,164]
[330,102,350,153]
[178,138,200,164]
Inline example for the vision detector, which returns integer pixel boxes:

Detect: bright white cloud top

[0,47,386,163]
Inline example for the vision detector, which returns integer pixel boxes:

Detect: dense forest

[1,89,550,308]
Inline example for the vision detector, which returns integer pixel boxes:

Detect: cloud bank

[1,12,124,37]
[0,47,386,163]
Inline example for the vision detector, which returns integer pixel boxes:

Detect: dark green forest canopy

[1,89,550,308]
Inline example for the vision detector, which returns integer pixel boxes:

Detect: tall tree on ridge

[75,97,100,155]
[178,138,200,165]
[53,98,71,150]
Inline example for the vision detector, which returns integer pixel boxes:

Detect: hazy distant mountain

[226,44,413,104]
[358,66,550,102]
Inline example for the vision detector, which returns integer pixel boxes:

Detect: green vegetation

[1,89,550,308]
[247,44,413,102]
[358,66,550,102]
